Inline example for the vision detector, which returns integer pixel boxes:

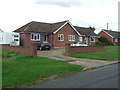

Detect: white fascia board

[67,20,81,36]
[53,20,81,36]
[53,21,68,34]
[103,30,113,38]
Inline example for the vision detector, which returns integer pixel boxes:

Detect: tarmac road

[26,63,119,88]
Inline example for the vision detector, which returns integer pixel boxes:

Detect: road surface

[27,63,119,88]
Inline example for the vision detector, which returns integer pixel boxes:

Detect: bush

[97,37,113,46]
[98,37,109,43]
[96,41,105,46]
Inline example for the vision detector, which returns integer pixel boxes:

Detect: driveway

[37,48,118,69]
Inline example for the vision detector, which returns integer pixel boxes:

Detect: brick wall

[65,44,104,54]
[20,33,33,46]
[0,44,37,57]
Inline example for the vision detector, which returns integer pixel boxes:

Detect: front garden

[1,50,84,88]
[68,46,119,61]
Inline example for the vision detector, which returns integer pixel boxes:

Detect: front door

[45,35,48,41]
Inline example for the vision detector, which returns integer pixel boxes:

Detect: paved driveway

[37,48,117,69]
[37,48,65,60]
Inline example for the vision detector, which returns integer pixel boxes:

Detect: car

[70,42,88,47]
[34,41,51,50]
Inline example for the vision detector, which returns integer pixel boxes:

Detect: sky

[0,0,119,34]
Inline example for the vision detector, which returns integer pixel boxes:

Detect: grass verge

[2,50,84,88]
[68,46,119,61]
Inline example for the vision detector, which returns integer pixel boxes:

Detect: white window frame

[114,38,118,42]
[31,33,40,41]
[79,36,83,42]
[91,37,95,42]
[68,35,75,41]
[58,34,64,41]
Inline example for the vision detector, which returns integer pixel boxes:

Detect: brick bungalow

[74,26,99,45]
[13,20,99,48]
[98,29,120,45]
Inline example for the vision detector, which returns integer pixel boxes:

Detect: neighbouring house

[13,20,99,48]
[98,29,120,45]
[0,29,20,46]
[74,26,99,45]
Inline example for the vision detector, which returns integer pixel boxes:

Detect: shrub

[96,41,105,46]
[97,37,113,46]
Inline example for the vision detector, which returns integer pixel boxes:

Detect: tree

[89,26,95,31]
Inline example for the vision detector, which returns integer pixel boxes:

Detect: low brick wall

[65,44,104,54]
[0,44,37,57]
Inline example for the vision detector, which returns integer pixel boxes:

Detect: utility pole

[107,23,109,30]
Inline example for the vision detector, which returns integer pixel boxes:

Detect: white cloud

[0,0,119,33]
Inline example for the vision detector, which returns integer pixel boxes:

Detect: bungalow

[13,20,99,48]
[74,26,98,45]
[98,29,120,45]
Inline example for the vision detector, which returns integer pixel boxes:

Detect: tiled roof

[13,20,98,37]
[103,29,120,38]
[14,20,67,33]
[74,26,98,36]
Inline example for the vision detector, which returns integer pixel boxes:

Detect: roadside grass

[2,50,84,88]
[68,46,119,61]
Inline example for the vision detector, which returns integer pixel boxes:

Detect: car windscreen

[74,42,78,44]
[42,41,49,45]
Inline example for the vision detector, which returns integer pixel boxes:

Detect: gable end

[53,20,81,36]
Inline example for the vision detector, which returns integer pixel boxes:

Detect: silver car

[70,42,88,46]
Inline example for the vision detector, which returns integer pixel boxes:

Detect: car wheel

[48,48,50,50]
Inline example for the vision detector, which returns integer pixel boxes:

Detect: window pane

[37,34,39,40]
[68,35,75,41]
[32,34,34,39]
[14,39,18,41]
[35,36,37,40]
[58,34,64,41]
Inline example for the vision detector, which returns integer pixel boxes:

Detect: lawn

[68,46,119,61]
[2,50,84,88]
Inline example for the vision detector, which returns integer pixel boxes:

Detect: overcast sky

[0,0,119,34]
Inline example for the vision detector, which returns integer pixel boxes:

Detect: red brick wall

[52,23,79,48]
[0,44,37,57]
[48,34,54,48]
[65,44,104,54]
[20,33,33,46]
